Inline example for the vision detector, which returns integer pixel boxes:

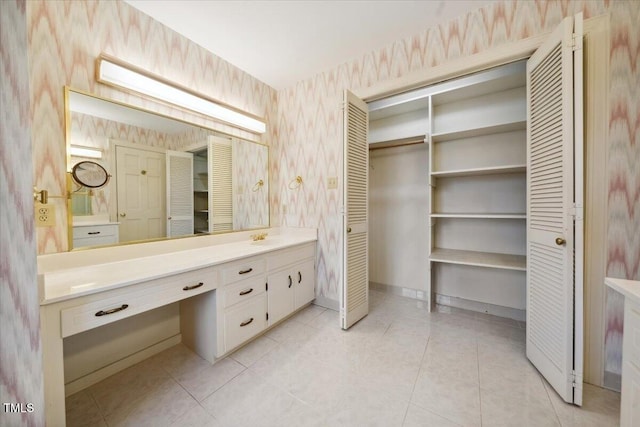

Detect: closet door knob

[555,237,566,246]
[347,227,352,233]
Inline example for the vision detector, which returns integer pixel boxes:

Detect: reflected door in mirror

[115,145,166,242]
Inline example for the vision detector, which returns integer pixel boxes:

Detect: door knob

[555,237,566,246]
[119,212,126,217]
[347,227,352,233]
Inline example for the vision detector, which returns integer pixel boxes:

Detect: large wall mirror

[66,88,269,250]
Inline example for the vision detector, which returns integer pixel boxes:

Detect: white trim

[355,33,549,102]
[582,13,610,388]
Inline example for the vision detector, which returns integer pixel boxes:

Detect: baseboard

[369,281,429,302]
[312,295,340,311]
[435,293,525,322]
[64,334,182,396]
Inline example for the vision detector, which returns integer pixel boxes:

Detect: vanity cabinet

[266,243,316,325]
[605,277,640,427]
[39,228,317,427]
[218,256,268,355]
[621,292,640,427]
[72,223,119,248]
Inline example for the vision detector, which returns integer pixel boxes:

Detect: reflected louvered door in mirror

[341,90,369,330]
[526,14,583,405]
[209,136,233,232]
[166,150,194,237]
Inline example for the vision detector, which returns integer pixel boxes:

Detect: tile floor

[66,290,621,426]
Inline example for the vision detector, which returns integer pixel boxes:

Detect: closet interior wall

[367,61,527,320]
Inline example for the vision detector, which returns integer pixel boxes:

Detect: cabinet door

[342,89,369,330]
[526,14,584,405]
[267,269,294,325]
[294,260,315,310]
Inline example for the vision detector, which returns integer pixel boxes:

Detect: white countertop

[38,227,317,305]
[605,277,640,307]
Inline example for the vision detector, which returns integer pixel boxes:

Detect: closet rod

[368,135,427,151]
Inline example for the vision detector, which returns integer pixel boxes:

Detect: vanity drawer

[73,224,119,239]
[61,267,218,337]
[224,293,267,352]
[267,242,315,272]
[73,224,119,248]
[222,275,266,309]
[221,257,266,285]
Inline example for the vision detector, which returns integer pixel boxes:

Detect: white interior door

[341,90,369,330]
[166,150,193,237]
[526,14,583,405]
[115,145,166,242]
[208,136,233,232]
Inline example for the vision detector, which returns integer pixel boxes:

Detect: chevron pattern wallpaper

[272,0,638,387]
[9,0,636,404]
[27,0,277,253]
[1,1,45,426]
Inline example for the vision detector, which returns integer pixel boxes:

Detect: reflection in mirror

[66,88,269,250]
[72,161,110,188]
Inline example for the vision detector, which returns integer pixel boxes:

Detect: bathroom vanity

[605,277,640,427]
[38,227,317,426]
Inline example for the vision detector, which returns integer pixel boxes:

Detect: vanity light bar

[96,55,266,134]
[69,145,103,159]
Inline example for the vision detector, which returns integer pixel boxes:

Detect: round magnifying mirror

[72,161,110,188]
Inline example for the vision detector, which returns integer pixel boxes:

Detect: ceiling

[124,0,494,91]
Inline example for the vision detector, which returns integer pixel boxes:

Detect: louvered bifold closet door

[166,150,194,237]
[341,90,369,330]
[526,14,583,405]
[208,136,233,232]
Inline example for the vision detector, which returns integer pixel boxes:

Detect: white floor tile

[64,295,620,427]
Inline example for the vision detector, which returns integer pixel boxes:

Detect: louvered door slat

[342,90,369,330]
[209,136,233,232]
[526,14,583,405]
[166,150,193,237]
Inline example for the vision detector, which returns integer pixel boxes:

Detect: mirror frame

[64,86,270,251]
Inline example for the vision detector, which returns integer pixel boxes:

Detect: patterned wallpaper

[27,0,277,254]
[1,0,45,426]
[69,112,217,217]
[233,139,270,230]
[272,0,638,386]
[21,0,637,397]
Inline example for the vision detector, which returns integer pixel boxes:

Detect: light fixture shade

[69,145,103,159]
[96,55,266,134]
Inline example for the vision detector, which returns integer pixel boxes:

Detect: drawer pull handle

[239,268,253,275]
[240,318,254,327]
[87,231,101,235]
[298,271,302,283]
[95,304,129,317]
[239,288,253,296]
[183,282,204,291]
[288,275,292,288]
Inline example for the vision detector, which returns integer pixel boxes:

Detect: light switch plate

[327,177,338,189]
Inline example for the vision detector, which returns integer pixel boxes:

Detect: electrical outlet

[327,177,338,189]
[35,203,56,227]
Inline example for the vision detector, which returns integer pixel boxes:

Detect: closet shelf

[194,209,209,213]
[431,120,526,142]
[193,190,208,193]
[431,213,526,219]
[430,164,526,178]
[430,248,526,271]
